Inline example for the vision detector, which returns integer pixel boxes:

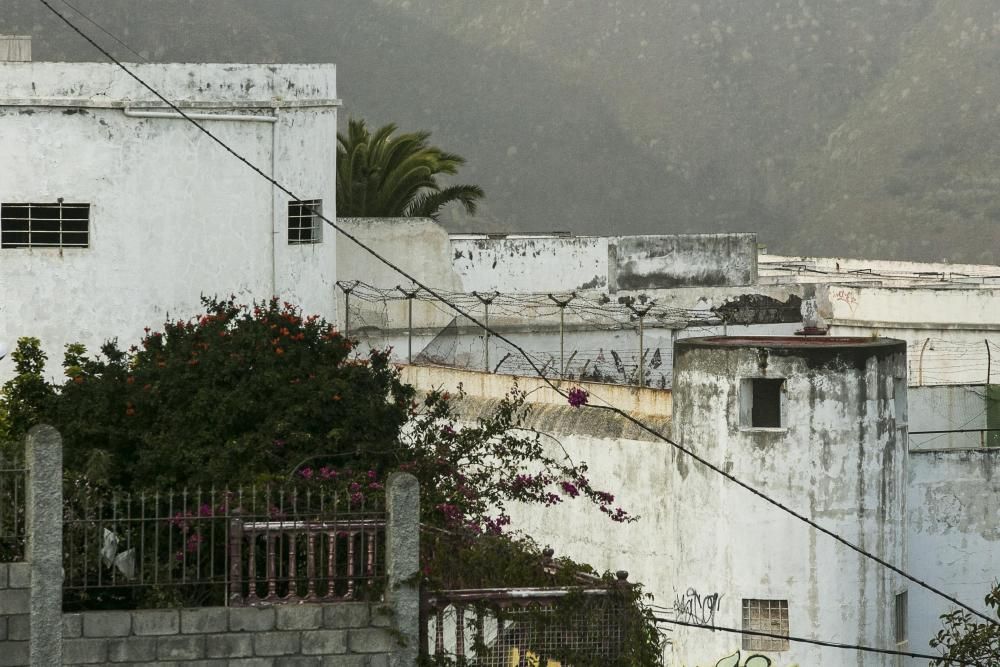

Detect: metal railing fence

[62,484,385,610]
[0,451,27,562]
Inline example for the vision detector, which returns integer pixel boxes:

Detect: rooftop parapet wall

[451,232,757,294]
[0,62,338,107]
[399,364,672,420]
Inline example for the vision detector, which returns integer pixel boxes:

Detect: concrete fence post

[25,424,63,665]
[386,472,420,667]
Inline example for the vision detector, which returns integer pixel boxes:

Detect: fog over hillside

[5,0,999,262]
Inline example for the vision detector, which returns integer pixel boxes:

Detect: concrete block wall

[2,431,422,666]
[0,563,30,666]
[58,603,395,666]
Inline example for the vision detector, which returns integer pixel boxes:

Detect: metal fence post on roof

[548,293,576,379]
[26,424,63,666]
[398,286,420,364]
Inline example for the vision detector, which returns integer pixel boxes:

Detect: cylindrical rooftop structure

[668,336,907,667]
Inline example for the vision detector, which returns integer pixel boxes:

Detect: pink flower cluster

[567,387,589,408]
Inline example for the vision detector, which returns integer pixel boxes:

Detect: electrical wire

[35,0,998,626]
[58,0,148,62]
[654,617,986,666]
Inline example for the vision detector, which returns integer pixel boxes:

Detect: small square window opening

[288,199,323,244]
[740,378,785,428]
[742,598,789,652]
[1,202,90,248]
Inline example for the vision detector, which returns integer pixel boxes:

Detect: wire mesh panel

[61,485,385,610]
[423,589,628,666]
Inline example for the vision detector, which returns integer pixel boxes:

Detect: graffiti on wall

[673,588,723,626]
[712,650,799,667]
[830,288,859,314]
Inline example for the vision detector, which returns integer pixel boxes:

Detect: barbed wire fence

[336,281,1000,389]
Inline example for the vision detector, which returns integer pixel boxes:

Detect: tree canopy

[336,118,484,219]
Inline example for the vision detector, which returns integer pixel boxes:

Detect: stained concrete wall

[668,338,907,667]
[611,233,757,290]
[451,232,758,294]
[335,218,463,334]
[816,284,1000,386]
[0,62,338,382]
[403,353,999,666]
[905,449,1000,666]
[909,385,993,450]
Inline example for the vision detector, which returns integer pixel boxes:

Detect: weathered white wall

[0,62,337,380]
[816,284,1000,386]
[451,233,758,294]
[335,218,463,335]
[761,253,1000,286]
[906,449,1000,664]
[451,235,609,293]
[668,338,908,667]
[909,385,992,450]
[612,234,757,290]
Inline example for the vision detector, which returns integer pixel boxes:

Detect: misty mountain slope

[786,1,1000,261]
[4,0,999,261]
[5,0,715,237]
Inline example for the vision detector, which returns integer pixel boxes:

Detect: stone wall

[0,562,30,666]
[59,604,394,666]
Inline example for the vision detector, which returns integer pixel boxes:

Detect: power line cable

[654,617,986,666]
[35,0,997,626]
[58,0,148,62]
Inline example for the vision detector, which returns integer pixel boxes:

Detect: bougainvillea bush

[0,298,661,662]
[1,297,630,527]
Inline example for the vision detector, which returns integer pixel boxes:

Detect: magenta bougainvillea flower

[567,387,589,408]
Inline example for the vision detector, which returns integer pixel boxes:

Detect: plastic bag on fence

[101,528,136,580]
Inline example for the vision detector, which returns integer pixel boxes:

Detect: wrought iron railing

[61,485,385,610]
[0,452,26,562]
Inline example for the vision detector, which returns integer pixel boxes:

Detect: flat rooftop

[679,336,905,349]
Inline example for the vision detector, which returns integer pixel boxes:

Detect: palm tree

[336,118,484,219]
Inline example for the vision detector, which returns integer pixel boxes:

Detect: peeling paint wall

[909,385,994,450]
[450,233,757,294]
[451,235,609,293]
[335,217,464,333]
[906,449,1000,665]
[0,62,338,380]
[668,339,907,666]
[612,233,757,290]
[815,284,1000,386]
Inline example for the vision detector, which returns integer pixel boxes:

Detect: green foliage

[4,298,412,489]
[3,297,660,660]
[337,117,484,219]
[930,582,1000,665]
[0,336,54,456]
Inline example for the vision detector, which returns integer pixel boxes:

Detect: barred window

[742,599,789,652]
[288,199,323,244]
[1,202,90,248]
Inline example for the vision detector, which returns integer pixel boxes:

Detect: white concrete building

[669,336,908,666]
[404,342,998,667]
[0,61,339,376]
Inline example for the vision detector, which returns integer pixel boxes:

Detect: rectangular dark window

[751,379,783,427]
[288,199,323,244]
[741,378,784,428]
[742,598,789,652]
[1,202,90,248]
